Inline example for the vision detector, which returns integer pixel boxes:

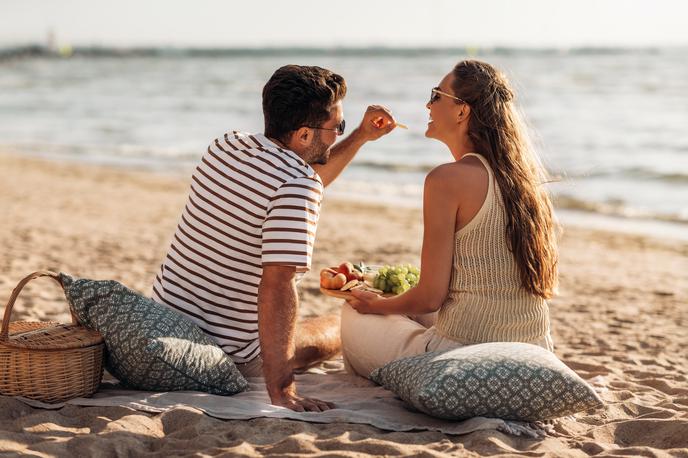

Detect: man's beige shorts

[340,303,554,378]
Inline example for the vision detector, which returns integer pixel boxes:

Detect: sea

[1,46,687,240]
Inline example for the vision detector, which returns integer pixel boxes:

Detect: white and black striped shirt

[152,131,323,363]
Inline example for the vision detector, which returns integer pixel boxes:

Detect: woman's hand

[346,289,385,314]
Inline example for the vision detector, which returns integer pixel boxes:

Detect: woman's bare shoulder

[425,162,460,192]
[426,156,488,190]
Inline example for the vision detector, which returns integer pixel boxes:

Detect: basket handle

[0,271,78,340]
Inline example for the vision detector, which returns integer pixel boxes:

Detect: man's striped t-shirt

[152,131,323,363]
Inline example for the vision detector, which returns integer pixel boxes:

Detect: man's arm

[312,105,397,187]
[257,265,334,412]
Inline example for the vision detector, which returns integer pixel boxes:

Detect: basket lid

[0,321,104,350]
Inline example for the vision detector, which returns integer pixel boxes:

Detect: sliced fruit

[340,280,360,291]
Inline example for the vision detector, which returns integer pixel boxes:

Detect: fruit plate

[319,287,394,299]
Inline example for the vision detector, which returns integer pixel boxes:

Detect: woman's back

[452,155,489,232]
[435,153,551,346]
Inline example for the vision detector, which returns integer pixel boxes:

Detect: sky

[1,0,687,48]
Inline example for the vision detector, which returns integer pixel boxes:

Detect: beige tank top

[435,153,550,344]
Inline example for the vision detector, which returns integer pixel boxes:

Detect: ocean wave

[12,139,688,185]
[352,162,688,185]
[623,168,688,184]
[554,195,688,224]
[548,167,688,184]
[6,141,687,225]
[3,141,200,160]
[331,176,688,224]
[351,160,435,174]
[0,142,201,174]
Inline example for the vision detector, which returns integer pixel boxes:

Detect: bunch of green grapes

[373,264,420,295]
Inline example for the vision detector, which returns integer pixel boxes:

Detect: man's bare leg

[293,314,341,371]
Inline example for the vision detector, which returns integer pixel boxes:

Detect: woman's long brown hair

[451,60,558,299]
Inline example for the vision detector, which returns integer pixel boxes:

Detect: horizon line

[2,43,687,54]
[2,41,688,51]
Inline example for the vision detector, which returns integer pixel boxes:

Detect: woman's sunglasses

[429,87,467,105]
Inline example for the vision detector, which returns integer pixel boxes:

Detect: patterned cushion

[370,342,602,421]
[60,273,248,395]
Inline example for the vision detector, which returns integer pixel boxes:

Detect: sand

[1,152,687,457]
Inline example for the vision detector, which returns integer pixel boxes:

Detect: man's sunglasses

[429,87,467,105]
[305,119,346,136]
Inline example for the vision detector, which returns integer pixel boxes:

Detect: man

[152,65,396,412]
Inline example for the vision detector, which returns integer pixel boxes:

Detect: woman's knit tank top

[434,153,550,344]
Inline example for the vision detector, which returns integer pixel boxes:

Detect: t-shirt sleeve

[261,176,323,272]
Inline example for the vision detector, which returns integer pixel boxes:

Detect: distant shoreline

[2,44,687,60]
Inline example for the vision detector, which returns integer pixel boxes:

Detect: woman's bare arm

[348,163,460,314]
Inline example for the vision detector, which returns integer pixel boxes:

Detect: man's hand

[258,265,336,412]
[313,104,397,186]
[269,383,335,412]
[355,105,398,142]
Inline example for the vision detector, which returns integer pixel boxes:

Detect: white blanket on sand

[18,360,548,438]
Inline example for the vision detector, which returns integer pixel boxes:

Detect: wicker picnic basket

[0,271,104,403]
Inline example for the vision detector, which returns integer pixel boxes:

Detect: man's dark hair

[263,65,347,144]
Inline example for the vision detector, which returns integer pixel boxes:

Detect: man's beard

[306,130,331,165]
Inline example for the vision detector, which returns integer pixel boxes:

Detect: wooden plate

[319,287,393,299]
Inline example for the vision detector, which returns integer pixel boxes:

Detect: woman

[342,60,559,378]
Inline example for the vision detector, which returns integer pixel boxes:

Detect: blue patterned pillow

[60,273,248,395]
[370,342,602,422]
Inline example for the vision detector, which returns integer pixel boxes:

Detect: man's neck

[266,135,288,149]
[266,135,310,163]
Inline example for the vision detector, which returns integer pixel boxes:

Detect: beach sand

[1,153,687,457]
